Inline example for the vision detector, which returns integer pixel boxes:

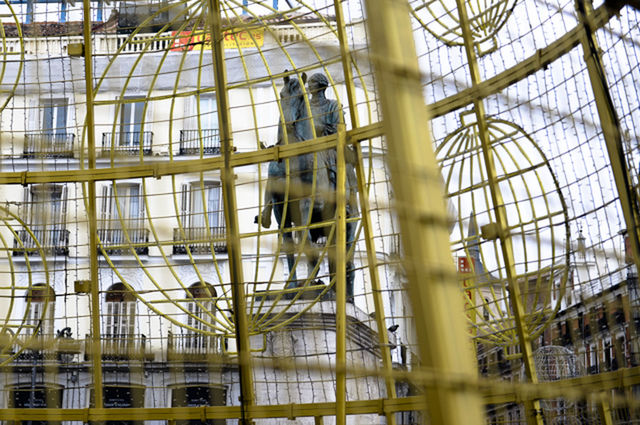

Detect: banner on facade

[170,29,265,51]
[458,256,476,324]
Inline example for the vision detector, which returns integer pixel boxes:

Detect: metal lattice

[0,1,638,425]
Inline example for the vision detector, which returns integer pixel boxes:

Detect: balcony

[13,227,70,256]
[23,133,75,158]
[0,22,347,57]
[173,226,226,255]
[98,228,149,255]
[9,334,81,363]
[179,129,220,155]
[167,331,225,361]
[85,334,153,361]
[101,131,153,156]
[598,314,609,331]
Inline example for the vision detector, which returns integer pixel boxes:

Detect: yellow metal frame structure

[0,0,639,424]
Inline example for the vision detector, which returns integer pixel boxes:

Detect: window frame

[180,181,222,229]
[25,283,55,337]
[103,283,136,341]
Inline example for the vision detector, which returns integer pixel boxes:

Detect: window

[604,338,613,370]
[25,284,55,336]
[42,99,68,136]
[171,385,226,425]
[98,183,148,254]
[102,97,151,155]
[588,343,598,374]
[181,181,222,229]
[100,183,143,229]
[185,282,217,349]
[25,99,73,157]
[190,95,218,130]
[119,97,146,146]
[104,283,136,341]
[15,185,69,255]
[617,335,627,368]
[9,384,63,425]
[26,184,67,228]
[180,96,220,155]
[90,386,144,425]
[174,181,225,253]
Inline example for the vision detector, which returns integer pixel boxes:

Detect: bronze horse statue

[257,72,358,300]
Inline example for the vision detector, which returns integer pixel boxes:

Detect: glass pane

[198,96,217,129]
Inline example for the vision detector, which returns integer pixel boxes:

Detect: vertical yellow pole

[335,124,347,425]
[597,394,614,425]
[332,2,398,424]
[363,1,485,425]
[575,3,628,423]
[205,1,254,423]
[82,0,103,409]
[454,2,544,425]
[576,0,640,279]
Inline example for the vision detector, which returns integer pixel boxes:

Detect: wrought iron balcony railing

[97,227,149,255]
[13,227,70,256]
[179,129,220,155]
[84,334,152,361]
[0,25,344,56]
[9,334,82,363]
[23,133,75,158]
[173,226,226,254]
[167,331,225,361]
[101,131,153,155]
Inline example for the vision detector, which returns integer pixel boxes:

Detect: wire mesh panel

[0,0,638,424]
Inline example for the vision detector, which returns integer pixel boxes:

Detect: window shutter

[116,301,124,338]
[191,183,204,228]
[184,95,193,130]
[206,184,214,228]
[187,301,195,328]
[127,301,136,338]
[105,301,114,337]
[211,184,221,228]
[120,101,132,138]
[29,301,41,335]
[133,101,145,135]
[136,184,143,224]
[23,186,31,225]
[60,185,68,228]
[100,185,111,224]
[180,183,189,227]
[195,94,203,131]
[129,184,141,227]
[28,99,38,132]
[56,100,68,136]
[44,299,54,336]
[202,300,212,330]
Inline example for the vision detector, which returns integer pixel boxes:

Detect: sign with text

[458,256,476,324]
[171,29,265,51]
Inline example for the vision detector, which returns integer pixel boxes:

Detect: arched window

[104,282,136,341]
[25,284,55,336]
[185,282,217,350]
